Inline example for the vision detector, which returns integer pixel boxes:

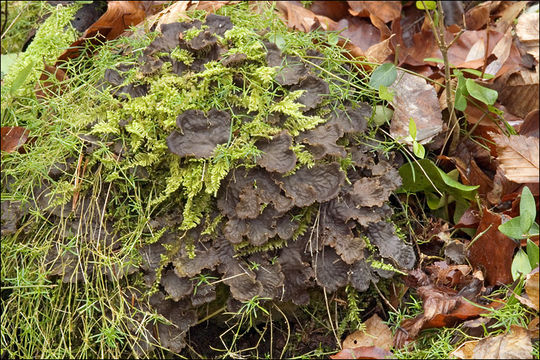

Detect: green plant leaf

[465,78,498,105]
[369,63,397,89]
[519,186,535,234]
[423,57,444,64]
[512,249,532,281]
[461,68,495,79]
[416,1,436,10]
[527,239,539,269]
[412,141,425,159]
[498,216,526,239]
[398,159,478,200]
[9,60,35,95]
[409,118,417,139]
[426,192,444,210]
[378,84,395,102]
[372,105,393,126]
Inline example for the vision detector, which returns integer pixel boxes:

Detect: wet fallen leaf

[330,346,393,359]
[343,314,393,351]
[1,127,30,153]
[388,70,443,145]
[451,325,533,359]
[468,207,518,285]
[489,133,539,184]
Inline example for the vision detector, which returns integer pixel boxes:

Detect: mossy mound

[1,5,415,356]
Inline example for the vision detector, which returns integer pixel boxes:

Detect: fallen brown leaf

[58,1,164,62]
[519,110,539,138]
[468,207,518,285]
[1,127,30,153]
[516,11,539,62]
[525,268,539,311]
[276,1,336,33]
[343,314,393,351]
[451,325,533,359]
[309,1,350,21]
[489,133,539,184]
[388,69,443,145]
[493,67,540,118]
[347,1,401,23]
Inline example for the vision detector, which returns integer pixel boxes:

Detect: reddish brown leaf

[347,1,401,23]
[464,2,490,30]
[468,207,518,285]
[1,127,30,153]
[276,1,337,33]
[489,133,539,184]
[309,1,350,21]
[58,1,161,62]
[330,346,393,359]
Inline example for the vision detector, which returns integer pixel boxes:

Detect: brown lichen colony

[1,14,416,354]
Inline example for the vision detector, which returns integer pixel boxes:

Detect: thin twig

[323,287,341,349]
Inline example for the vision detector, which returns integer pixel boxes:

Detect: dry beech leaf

[275,1,337,32]
[489,133,539,184]
[389,70,443,145]
[525,268,539,311]
[58,1,152,62]
[516,12,539,61]
[342,314,393,351]
[330,346,393,360]
[1,127,30,153]
[451,325,533,359]
[347,1,401,23]
[493,67,540,118]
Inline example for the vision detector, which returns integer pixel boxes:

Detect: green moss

[1,2,81,100]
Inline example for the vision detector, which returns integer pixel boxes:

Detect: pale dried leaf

[525,268,539,311]
[490,133,539,183]
[342,314,393,351]
[389,70,443,145]
[452,325,533,359]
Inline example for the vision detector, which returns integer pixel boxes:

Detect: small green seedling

[498,186,540,280]
[404,118,425,159]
